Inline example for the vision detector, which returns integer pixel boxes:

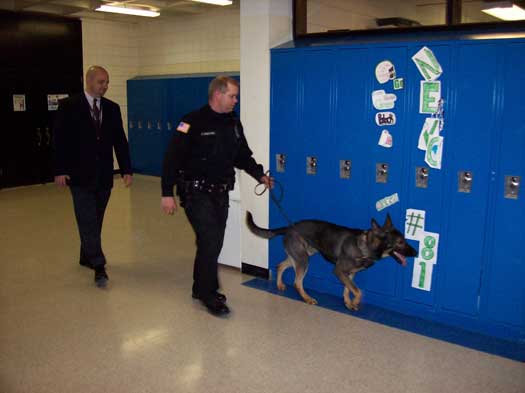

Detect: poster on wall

[425,135,444,169]
[372,90,397,110]
[47,94,69,111]
[405,209,426,241]
[412,259,434,291]
[419,81,441,114]
[375,60,396,84]
[412,46,442,81]
[13,94,26,112]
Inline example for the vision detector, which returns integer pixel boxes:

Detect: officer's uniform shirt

[161,104,264,197]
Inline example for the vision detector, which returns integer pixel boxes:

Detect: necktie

[93,98,101,139]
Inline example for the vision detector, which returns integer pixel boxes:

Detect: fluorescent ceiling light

[190,0,233,5]
[96,5,160,17]
[482,2,525,20]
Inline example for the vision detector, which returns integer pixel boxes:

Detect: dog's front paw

[277,282,286,291]
[344,301,359,311]
[305,297,318,305]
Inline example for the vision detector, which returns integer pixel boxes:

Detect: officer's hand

[161,197,178,215]
[54,175,70,187]
[260,175,274,189]
[123,174,133,188]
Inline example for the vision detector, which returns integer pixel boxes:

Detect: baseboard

[241,263,269,279]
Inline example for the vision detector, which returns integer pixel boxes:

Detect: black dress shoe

[192,291,227,303]
[94,267,108,288]
[202,298,230,316]
[79,258,94,270]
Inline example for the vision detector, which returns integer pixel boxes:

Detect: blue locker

[128,73,240,177]
[332,47,373,230]
[438,43,500,317]
[269,51,304,282]
[270,31,525,342]
[357,46,411,300]
[483,42,525,328]
[401,44,452,309]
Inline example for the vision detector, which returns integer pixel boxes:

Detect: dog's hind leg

[292,256,317,305]
[276,257,293,291]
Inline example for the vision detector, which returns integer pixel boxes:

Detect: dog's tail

[246,211,289,239]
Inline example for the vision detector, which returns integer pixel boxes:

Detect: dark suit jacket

[53,93,132,189]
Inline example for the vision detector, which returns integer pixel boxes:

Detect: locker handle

[379,164,388,174]
[510,176,519,188]
[419,167,429,178]
[36,128,42,147]
[45,127,51,146]
[463,172,473,182]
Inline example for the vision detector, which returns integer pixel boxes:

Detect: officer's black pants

[70,186,111,268]
[184,190,229,302]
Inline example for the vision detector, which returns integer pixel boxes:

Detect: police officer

[161,76,273,316]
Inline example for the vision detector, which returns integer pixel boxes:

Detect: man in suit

[53,65,132,288]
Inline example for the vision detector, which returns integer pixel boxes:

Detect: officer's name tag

[201,131,216,136]
[177,122,190,133]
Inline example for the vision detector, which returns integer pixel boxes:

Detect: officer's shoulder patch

[177,122,190,133]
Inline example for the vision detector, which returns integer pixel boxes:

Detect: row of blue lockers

[127,73,239,176]
[269,32,524,342]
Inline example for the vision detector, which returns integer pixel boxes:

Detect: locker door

[439,43,500,316]
[326,47,373,290]
[483,42,525,328]
[269,51,302,274]
[357,46,410,298]
[332,47,372,229]
[295,49,337,289]
[401,44,452,307]
[128,80,150,174]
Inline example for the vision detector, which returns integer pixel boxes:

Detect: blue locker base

[269,265,524,345]
[243,277,525,362]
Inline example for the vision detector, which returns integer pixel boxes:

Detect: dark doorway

[0,10,83,188]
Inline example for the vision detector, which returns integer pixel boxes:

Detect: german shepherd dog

[246,212,417,311]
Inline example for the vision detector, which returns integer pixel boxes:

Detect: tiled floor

[1,176,523,393]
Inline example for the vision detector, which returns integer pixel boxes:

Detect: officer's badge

[177,122,190,133]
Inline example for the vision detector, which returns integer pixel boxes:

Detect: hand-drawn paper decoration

[375,60,396,84]
[375,112,396,126]
[412,46,442,81]
[378,130,393,148]
[372,90,397,110]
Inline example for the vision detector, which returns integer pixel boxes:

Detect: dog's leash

[254,171,297,228]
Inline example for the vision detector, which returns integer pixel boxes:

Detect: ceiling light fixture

[95,5,160,17]
[482,1,525,20]
[190,0,233,6]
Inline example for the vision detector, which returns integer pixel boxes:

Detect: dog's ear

[371,218,381,231]
[383,213,393,230]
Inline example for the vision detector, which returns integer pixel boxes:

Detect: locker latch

[376,163,389,183]
[458,171,473,193]
[416,167,429,189]
[276,154,286,173]
[307,156,317,175]
[340,160,351,179]
[504,175,520,199]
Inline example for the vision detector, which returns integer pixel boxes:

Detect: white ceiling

[0,0,239,20]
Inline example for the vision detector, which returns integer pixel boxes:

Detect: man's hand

[54,175,70,187]
[260,175,274,189]
[123,174,132,187]
[161,196,178,215]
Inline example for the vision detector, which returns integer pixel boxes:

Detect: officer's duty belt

[185,179,232,193]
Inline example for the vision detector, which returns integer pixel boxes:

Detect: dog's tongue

[394,251,407,266]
